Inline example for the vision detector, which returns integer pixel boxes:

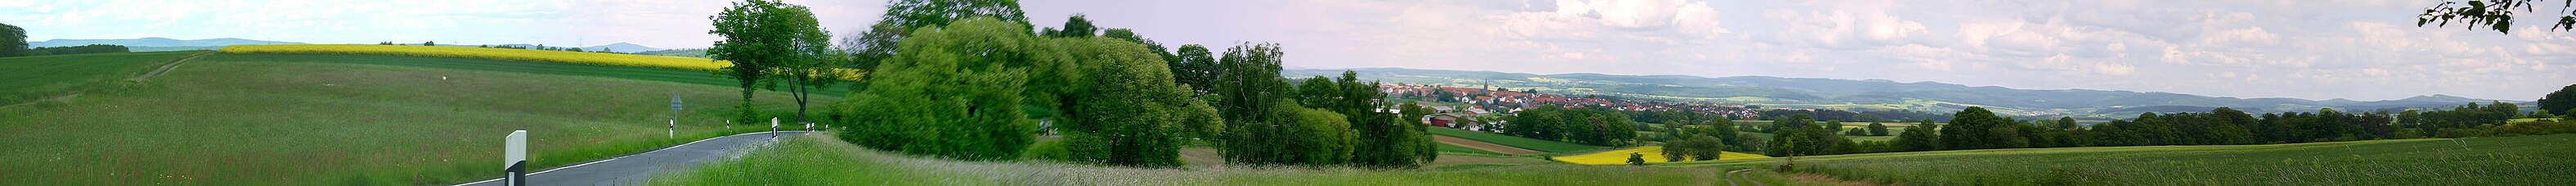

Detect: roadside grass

[1670,134,2576,185]
[653,134,1743,185]
[1551,146,1769,166]
[1427,127,1604,153]
[0,51,200,105]
[0,53,826,185]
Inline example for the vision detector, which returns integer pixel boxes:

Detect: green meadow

[0,51,200,106]
[0,52,824,184]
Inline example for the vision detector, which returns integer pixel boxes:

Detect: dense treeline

[816,0,1429,169]
[26,44,130,56]
[1753,108,1953,123]
[1852,101,2576,156]
[1501,106,1638,147]
[1210,43,1434,168]
[0,23,134,57]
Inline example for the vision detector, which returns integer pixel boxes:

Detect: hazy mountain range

[1287,68,2526,116]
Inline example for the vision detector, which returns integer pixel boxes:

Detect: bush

[1021,138,1070,161]
[831,18,1037,161]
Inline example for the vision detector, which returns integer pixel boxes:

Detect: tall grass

[0,53,828,184]
[1676,134,2576,185]
[656,134,1754,185]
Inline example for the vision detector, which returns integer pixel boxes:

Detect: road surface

[456,131,810,186]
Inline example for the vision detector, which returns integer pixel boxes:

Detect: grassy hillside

[1673,134,2576,185]
[0,53,828,184]
[0,51,200,105]
[1428,127,1604,153]
[654,134,1802,185]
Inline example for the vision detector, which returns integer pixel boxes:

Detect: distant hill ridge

[33,37,303,48]
[1286,67,2523,115]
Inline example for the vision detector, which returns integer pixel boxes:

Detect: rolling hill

[1287,68,2524,117]
[0,52,823,184]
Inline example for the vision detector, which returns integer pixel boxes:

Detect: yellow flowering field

[221,44,730,70]
[1551,146,1769,166]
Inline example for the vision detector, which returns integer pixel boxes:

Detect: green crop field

[1435,143,1506,156]
[0,51,201,106]
[0,52,827,185]
[653,134,1817,185]
[1671,134,2576,185]
[1428,127,1604,153]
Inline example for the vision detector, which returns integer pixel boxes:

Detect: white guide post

[770,117,779,138]
[505,130,527,186]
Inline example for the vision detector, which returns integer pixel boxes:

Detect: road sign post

[649,92,688,184]
[505,130,527,186]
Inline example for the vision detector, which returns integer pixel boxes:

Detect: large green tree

[841,0,1028,79]
[2542,84,2576,116]
[832,17,1037,161]
[708,0,841,125]
[2415,0,2576,34]
[1040,14,1097,38]
[1173,44,1218,93]
[1057,36,1196,167]
[1940,107,2010,150]
[1,23,22,57]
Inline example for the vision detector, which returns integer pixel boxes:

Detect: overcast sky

[6,0,2570,101]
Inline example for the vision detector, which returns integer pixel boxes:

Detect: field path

[1434,135,1544,155]
[456,131,810,186]
[1726,169,1766,186]
[129,51,214,80]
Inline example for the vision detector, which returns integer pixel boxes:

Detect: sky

[4,0,2570,101]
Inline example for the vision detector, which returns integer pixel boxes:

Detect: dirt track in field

[1434,135,1544,155]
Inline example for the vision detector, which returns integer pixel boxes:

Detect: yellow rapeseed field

[1551,146,1769,166]
[221,44,730,70]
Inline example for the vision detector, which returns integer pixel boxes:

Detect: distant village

[1378,84,1762,131]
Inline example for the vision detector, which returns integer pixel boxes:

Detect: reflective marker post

[505,130,527,186]
[770,117,779,139]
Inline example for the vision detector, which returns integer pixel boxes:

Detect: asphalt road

[457,131,810,186]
